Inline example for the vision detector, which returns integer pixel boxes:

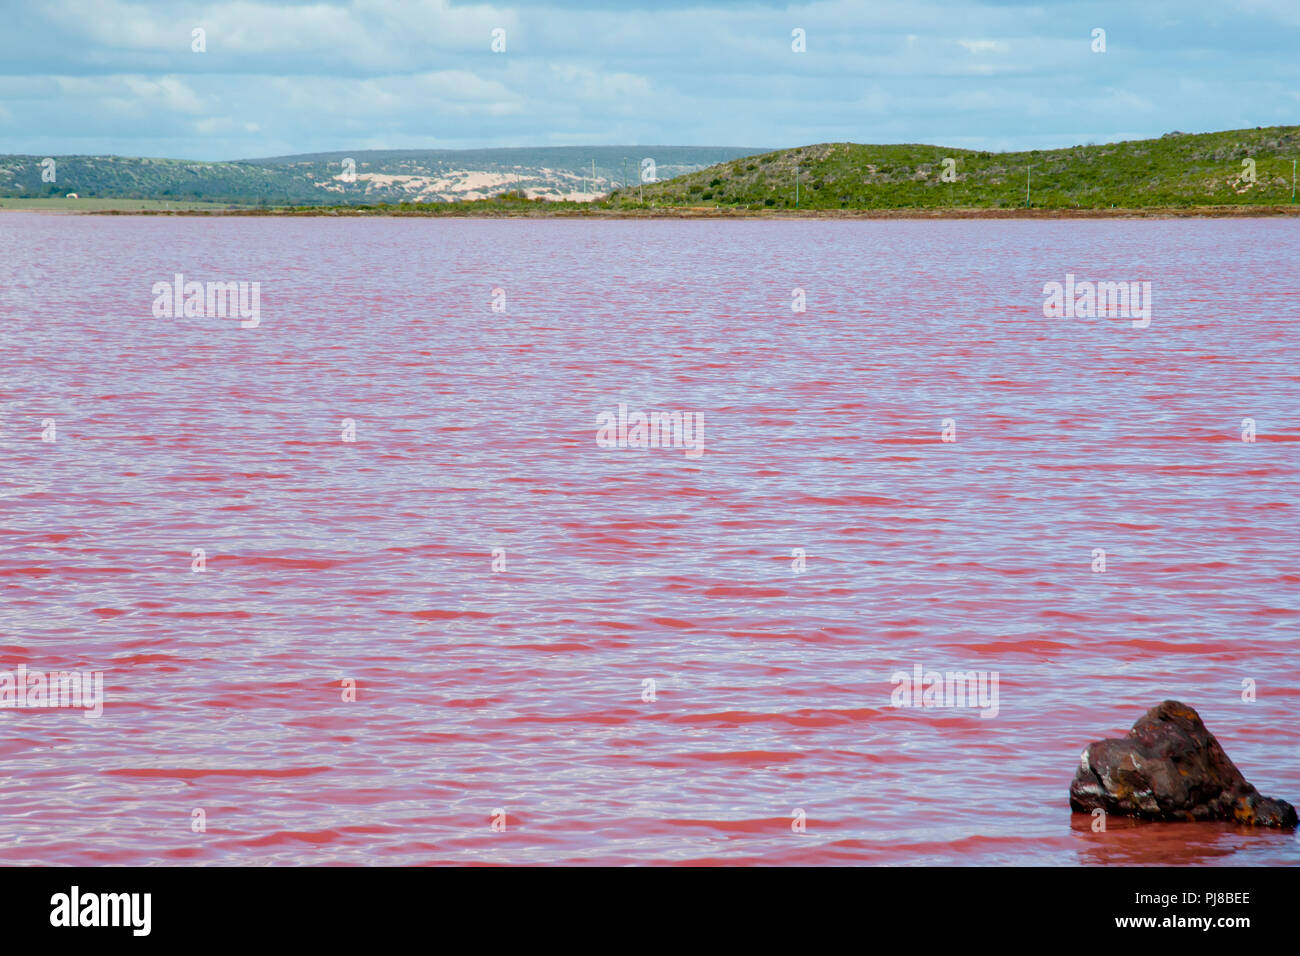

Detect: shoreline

[4,204,1299,220]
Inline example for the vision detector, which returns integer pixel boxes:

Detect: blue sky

[1,0,1297,159]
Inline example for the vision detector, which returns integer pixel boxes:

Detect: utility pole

[591,158,596,196]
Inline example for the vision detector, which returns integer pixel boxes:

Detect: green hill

[0,146,765,206]
[609,126,1300,211]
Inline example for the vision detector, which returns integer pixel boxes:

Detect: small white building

[65,193,79,199]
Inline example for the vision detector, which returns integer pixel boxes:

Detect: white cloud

[958,39,1009,55]
[52,74,206,115]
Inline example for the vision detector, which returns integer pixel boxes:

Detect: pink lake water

[0,212,1297,865]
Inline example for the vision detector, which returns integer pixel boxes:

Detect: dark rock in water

[1069,700,1297,828]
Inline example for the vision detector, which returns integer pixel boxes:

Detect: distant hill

[0,146,767,205]
[8,129,1296,212]
[615,126,1300,210]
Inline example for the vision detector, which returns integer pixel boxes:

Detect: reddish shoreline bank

[91,204,1300,219]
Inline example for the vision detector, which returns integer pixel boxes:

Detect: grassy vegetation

[0,197,254,211]
[266,191,597,216]
[608,126,1300,211]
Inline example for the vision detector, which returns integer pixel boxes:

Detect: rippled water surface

[1,213,1297,865]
